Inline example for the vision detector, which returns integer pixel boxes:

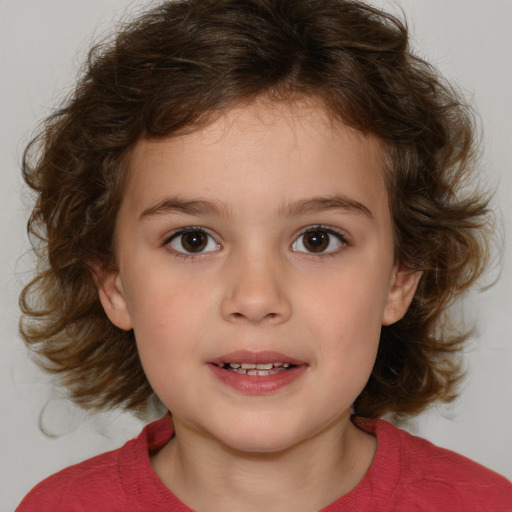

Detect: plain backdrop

[1,0,511,510]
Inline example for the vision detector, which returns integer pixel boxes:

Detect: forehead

[123,98,388,220]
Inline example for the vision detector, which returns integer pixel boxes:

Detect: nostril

[228,310,281,323]
[220,281,292,324]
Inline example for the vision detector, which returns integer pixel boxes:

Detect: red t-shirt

[17,416,512,511]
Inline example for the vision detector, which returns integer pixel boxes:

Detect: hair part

[20,0,493,418]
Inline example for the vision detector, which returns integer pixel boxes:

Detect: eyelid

[295,224,347,237]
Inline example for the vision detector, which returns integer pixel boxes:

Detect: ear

[382,264,422,326]
[92,265,133,331]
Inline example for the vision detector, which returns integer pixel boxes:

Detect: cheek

[126,266,213,328]
[123,278,204,363]
[302,265,388,366]
[306,263,390,329]
[128,290,205,406]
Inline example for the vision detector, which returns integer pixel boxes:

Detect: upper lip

[208,350,306,366]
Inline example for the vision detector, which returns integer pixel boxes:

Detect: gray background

[1,1,511,510]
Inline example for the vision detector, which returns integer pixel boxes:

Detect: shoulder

[16,442,133,511]
[369,418,512,511]
[16,416,175,512]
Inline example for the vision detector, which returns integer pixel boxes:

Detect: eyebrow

[278,195,374,220]
[139,194,373,221]
[139,197,231,220]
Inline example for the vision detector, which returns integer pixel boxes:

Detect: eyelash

[291,225,348,258]
[163,225,348,259]
[164,227,220,259]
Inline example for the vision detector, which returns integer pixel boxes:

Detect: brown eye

[182,231,207,252]
[169,229,219,254]
[303,230,329,252]
[292,227,345,254]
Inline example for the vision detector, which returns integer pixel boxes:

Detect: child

[16,0,512,510]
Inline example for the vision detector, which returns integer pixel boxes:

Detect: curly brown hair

[20,0,492,418]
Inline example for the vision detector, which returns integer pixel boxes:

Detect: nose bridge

[220,243,292,324]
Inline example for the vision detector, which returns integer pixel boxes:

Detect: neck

[151,414,377,512]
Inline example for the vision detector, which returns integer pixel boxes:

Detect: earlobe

[93,265,133,331]
[382,265,422,326]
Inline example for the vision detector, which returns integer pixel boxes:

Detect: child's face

[98,98,419,453]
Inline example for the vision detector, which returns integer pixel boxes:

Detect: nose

[220,250,292,325]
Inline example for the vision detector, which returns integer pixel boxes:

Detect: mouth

[207,351,307,394]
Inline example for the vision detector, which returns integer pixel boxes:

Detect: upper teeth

[218,362,292,375]
[226,362,289,369]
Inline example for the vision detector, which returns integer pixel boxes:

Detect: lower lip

[207,364,307,394]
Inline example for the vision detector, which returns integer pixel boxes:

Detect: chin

[211,416,313,456]
[223,434,299,456]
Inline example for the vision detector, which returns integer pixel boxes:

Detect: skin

[97,97,420,512]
